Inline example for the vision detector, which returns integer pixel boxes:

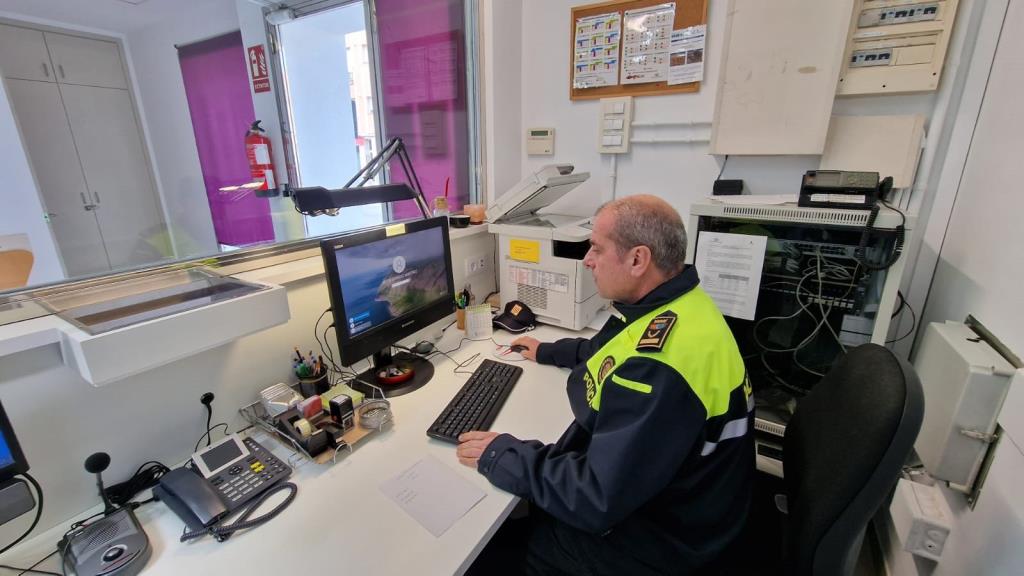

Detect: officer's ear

[629,245,653,276]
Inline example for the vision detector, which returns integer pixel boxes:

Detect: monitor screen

[321,217,456,368]
[0,435,14,470]
[335,225,449,337]
[0,401,28,482]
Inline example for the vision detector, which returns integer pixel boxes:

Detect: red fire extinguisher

[245,120,276,192]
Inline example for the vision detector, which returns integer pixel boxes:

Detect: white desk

[1,325,579,575]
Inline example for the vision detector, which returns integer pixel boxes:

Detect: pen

[294,346,303,363]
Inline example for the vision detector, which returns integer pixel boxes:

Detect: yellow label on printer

[385,223,406,237]
[509,239,540,263]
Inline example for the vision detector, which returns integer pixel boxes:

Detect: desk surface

[2,325,578,575]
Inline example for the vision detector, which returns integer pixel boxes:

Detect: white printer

[487,165,607,331]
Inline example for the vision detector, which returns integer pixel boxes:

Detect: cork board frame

[569,0,708,100]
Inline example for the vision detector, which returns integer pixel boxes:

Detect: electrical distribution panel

[838,0,960,95]
[912,321,1015,494]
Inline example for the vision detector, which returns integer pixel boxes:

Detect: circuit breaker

[838,0,961,95]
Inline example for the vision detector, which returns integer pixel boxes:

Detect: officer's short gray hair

[596,195,687,275]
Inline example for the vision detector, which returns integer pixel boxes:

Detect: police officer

[457,195,753,575]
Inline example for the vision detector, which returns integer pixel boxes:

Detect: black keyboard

[427,359,523,443]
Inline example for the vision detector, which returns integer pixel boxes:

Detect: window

[275,0,477,235]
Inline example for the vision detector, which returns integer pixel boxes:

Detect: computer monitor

[0,401,29,483]
[321,216,456,397]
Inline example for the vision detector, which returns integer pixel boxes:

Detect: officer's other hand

[457,431,500,468]
[510,336,540,361]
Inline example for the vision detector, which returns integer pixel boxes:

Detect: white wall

[0,79,63,285]
[503,0,943,222]
[887,4,1024,572]
[480,0,522,201]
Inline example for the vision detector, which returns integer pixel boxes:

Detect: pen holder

[297,372,330,397]
[456,308,466,331]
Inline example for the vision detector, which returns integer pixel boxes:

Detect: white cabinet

[61,85,165,268]
[43,32,128,90]
[0,24,54,82]
[5,79,111,276]
[1,24,166,277]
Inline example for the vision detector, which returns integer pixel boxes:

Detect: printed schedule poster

[573,12,622,89]
[668,24,706,85]
[621,2,676,85]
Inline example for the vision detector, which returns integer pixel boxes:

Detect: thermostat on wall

[526,128,554,155]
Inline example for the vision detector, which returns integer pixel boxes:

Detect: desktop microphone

[84,452,115,515]
[63,453,151,576]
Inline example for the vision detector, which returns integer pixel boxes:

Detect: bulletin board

[570,0,708,100]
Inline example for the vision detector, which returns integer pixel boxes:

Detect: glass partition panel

[0,0,477,312]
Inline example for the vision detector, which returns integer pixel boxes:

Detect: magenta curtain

[178,32,274,246]
[376,0,470,219]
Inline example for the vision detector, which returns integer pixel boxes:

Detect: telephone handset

[154,434,296,542]
[154,467,228,530]
[854,176,905,270]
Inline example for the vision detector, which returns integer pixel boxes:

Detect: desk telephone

[154,434,296,542]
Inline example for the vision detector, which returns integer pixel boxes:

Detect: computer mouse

[413,342,435,355]
[509,344,527,353]
[493,345,525,361]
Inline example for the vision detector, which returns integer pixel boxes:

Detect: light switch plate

[598,96,632,154]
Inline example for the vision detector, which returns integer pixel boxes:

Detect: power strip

[889,478,953,561]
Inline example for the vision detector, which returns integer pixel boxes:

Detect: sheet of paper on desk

[694,231,767,321]
[379,455,486,537]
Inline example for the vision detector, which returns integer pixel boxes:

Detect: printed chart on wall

[569,0,708,100]
[668,24,705,85]
[573,12,622,89]
[621,3,675,84]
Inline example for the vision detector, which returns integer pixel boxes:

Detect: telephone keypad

[208,437,292,511]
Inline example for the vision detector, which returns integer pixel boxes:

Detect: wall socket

[889,478,953,562]
[465,255,490,277]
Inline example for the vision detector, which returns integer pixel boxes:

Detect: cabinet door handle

[80,192,88,205]
[84,204,97,211]
[42,63,50,77]
[58,64,66,79]
[93,191,101,204]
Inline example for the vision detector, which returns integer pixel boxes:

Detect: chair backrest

[783,343,924,576]
[0,249,34,290]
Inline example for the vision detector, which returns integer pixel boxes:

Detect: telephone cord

[179,481,298,543]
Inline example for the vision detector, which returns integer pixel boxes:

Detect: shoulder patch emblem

[597,355,616,383]
[636,311,677,352]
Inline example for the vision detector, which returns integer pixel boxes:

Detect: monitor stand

[349,348,434,398]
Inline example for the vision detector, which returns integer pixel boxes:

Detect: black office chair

[782,343,924,575]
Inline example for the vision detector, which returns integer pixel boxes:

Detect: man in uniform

[457,195,753,575]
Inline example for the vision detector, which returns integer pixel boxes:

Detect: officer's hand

[510,336,541,361]
[457,431,501,468]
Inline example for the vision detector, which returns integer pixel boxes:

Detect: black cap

[493,301,537,333]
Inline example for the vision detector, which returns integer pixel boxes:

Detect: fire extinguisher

[245,120,276,192]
